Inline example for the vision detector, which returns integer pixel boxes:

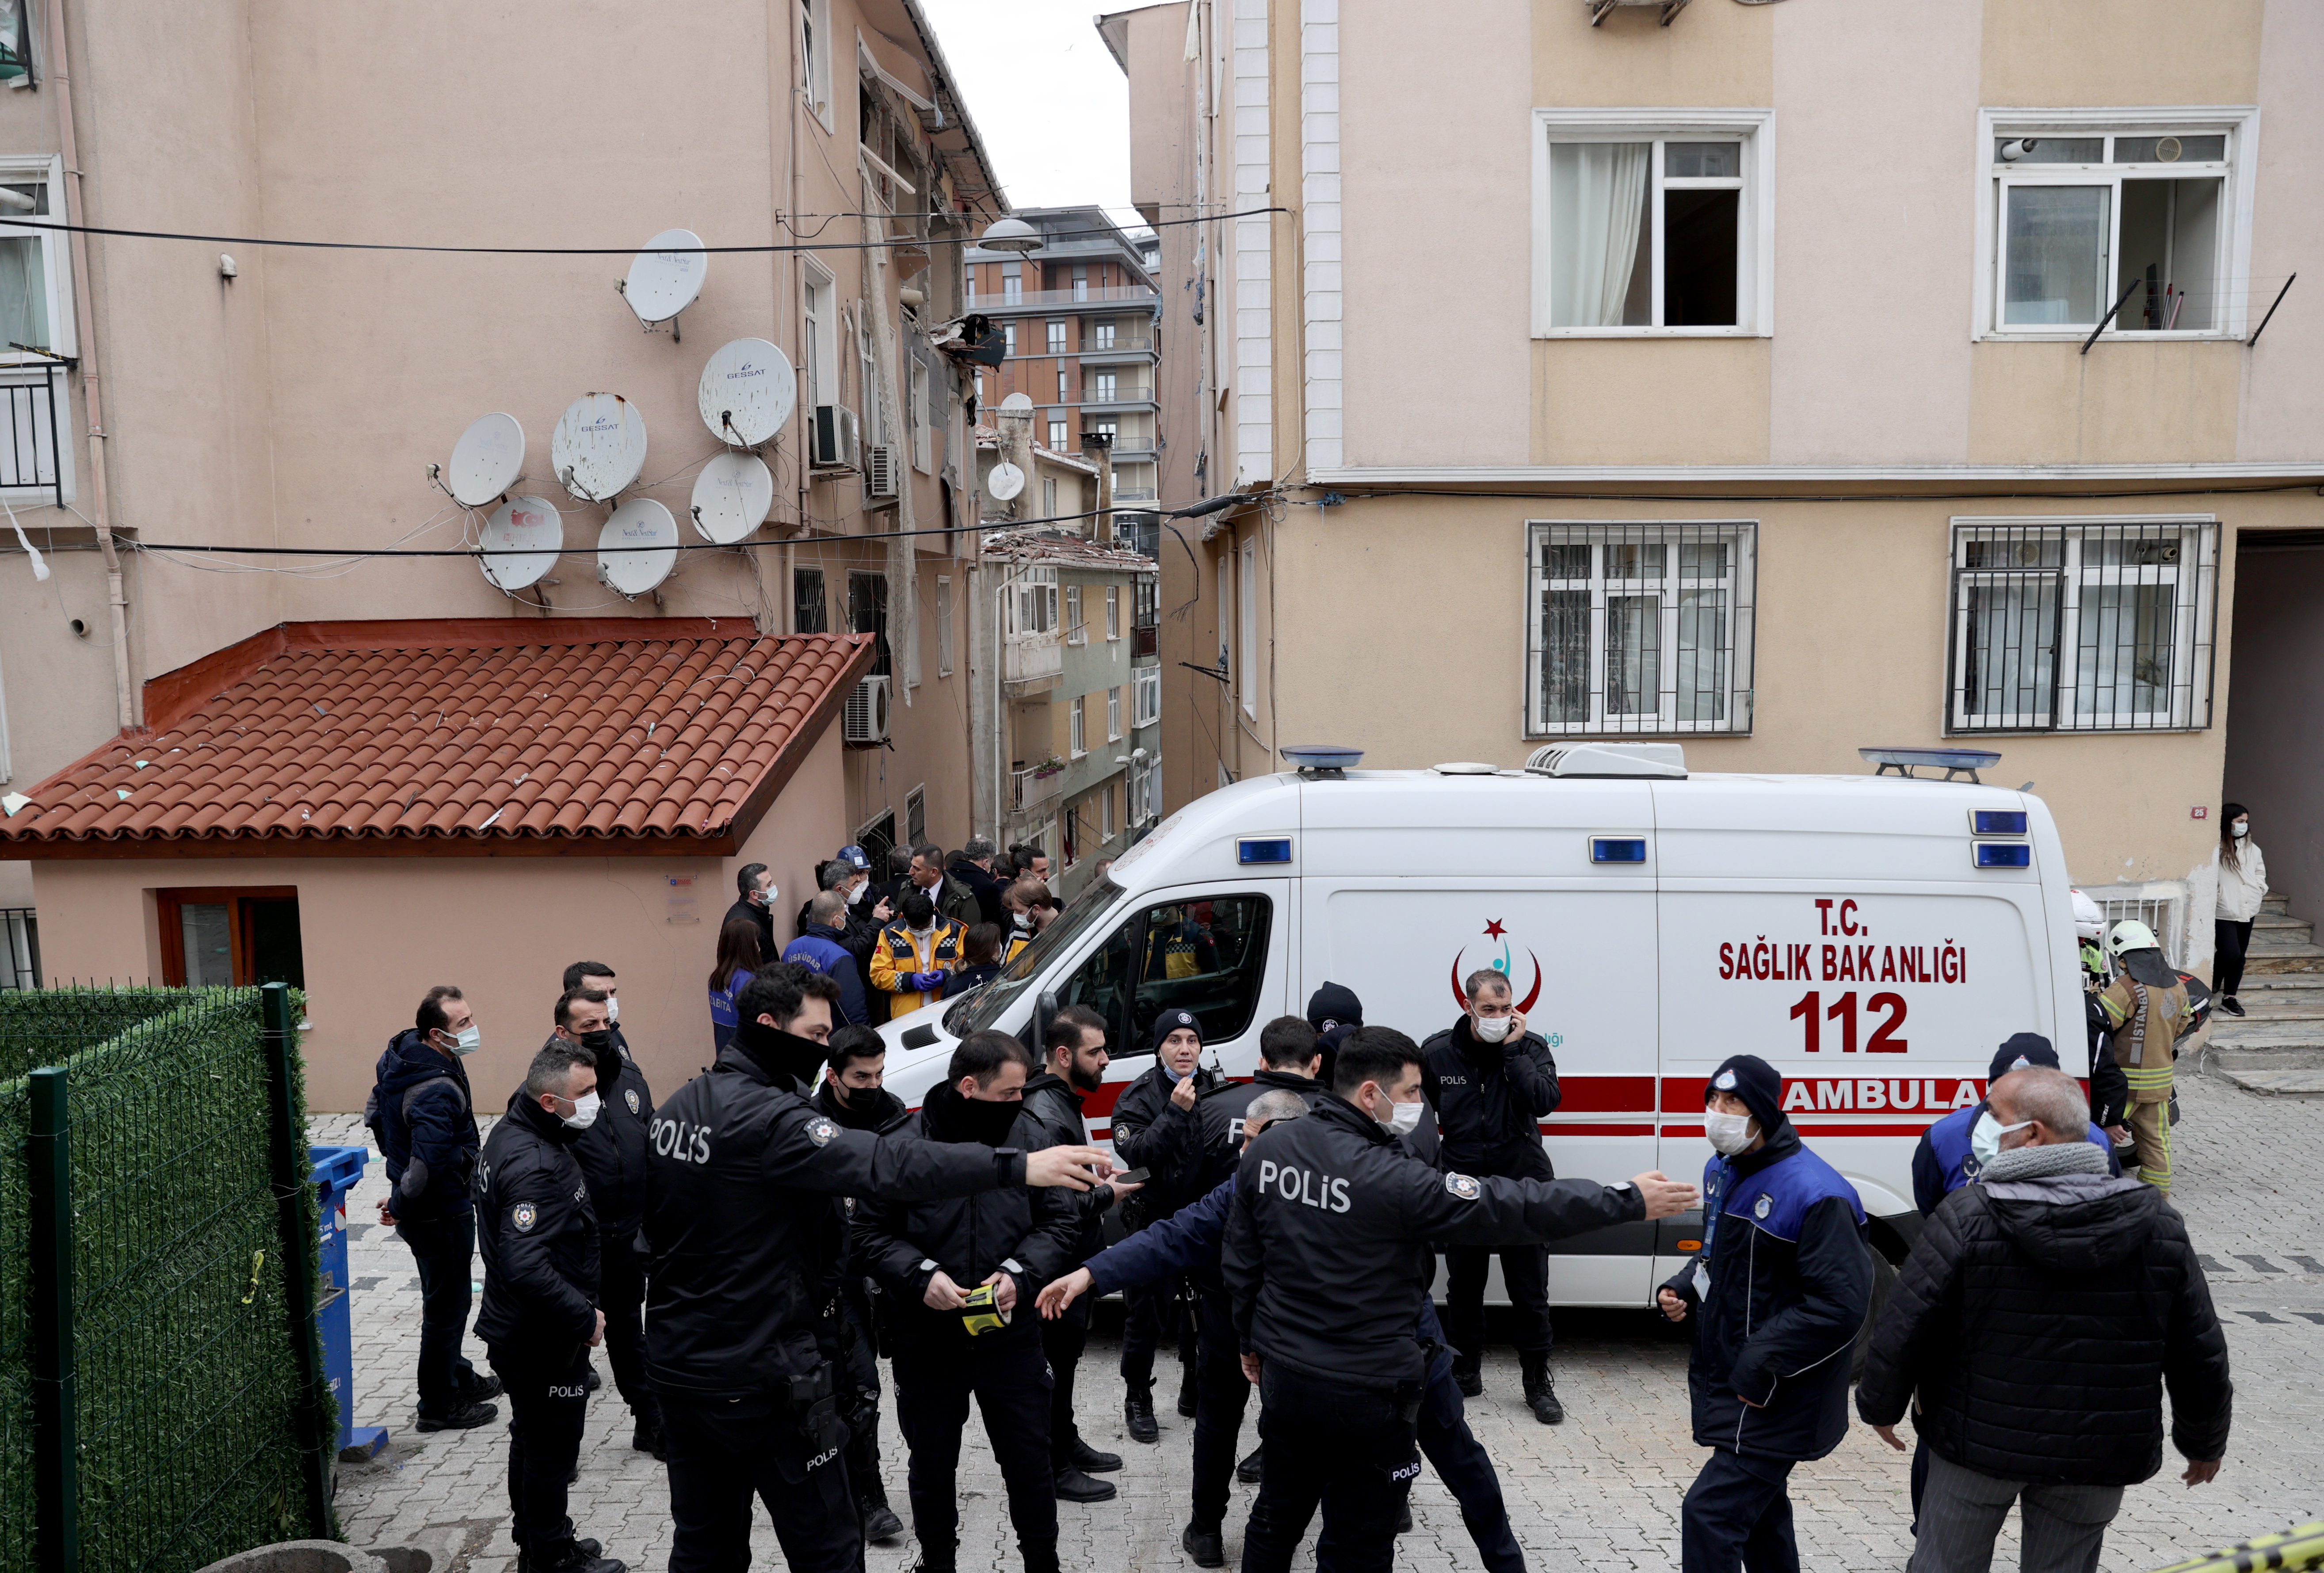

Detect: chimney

[1081,429,1115,542]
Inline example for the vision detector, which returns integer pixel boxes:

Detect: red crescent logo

[1450,948,1545,1013]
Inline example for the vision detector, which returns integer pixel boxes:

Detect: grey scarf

[1981,1140,2108,1184]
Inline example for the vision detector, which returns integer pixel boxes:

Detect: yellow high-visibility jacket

[870,918,967,1016]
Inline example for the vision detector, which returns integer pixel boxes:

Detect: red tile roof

[0,618,875,858]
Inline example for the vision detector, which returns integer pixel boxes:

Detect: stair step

[2246,953,2324,975]
[2252,912,2313,934]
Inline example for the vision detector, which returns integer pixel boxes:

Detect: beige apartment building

[0,0,1011,1106]
[1106,0,2324,973]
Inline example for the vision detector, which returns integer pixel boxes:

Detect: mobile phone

[1110,1167,1151,1186]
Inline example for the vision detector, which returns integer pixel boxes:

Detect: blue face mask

[1165,1060,1194,1082]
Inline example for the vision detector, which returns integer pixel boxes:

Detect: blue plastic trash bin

[310,1143,389,1460]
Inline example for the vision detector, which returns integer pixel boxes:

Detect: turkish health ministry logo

[1449,919,1544,1012]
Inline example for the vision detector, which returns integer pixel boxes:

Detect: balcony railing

[1012,765,1065,811]
[1114,487,1159,503]
[972,285,1158,310]
[1079,336,1154,355]
[1004,632,1063,687]
[1133,625,1159,658]
[1080,385,1154,406]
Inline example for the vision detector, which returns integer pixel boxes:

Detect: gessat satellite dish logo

[1449,918,1544,1012]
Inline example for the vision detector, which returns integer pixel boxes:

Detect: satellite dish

[999,392,1035,413]
[598,498,680,596]
[448,413,524,507]
[690,452,775,544]
[477,494,563,591]
[624,229,707,325]
[987,461,1026,502]
[551,392,648,501]
[698,338,797,446]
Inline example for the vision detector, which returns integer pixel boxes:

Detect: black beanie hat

[1155,1007,1203,1045]
[1307,982,1363,1033]
[1706,1053,1784,1134]
[1988,1032,2060,1083]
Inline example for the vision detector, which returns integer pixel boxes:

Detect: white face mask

[910,922,935,939]
[2232,820,2249,839]
[1704,1109,1758,1156]
[604,994,619,1025]
[847,881,866,905]
[1970,1111,2034,1169]
[446,1025,481,1057]
[560,1089,601,1130]
[1386,1097,1425,1136]
[1473,1013,1513,1044]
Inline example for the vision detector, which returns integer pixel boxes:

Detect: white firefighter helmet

[2107,918,2161,956]
[2071,888,2106,941]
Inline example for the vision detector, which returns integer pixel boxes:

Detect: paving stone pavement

[320,1070,2324,1572]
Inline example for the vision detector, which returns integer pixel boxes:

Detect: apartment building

[0,0,1007,1106]
[1107,0,2324,974]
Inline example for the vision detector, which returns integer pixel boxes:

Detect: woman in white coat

[2214,802,2267,1017]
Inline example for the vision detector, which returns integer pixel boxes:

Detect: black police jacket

[1225,1094,1642,1390]
[643,1023,1033,1402]
[1196,1067,1328,1180]
[566,1032,656,1242]
[814,1076,908,1135]
[852,1084,1082,1339]
[1420,1018,1561,1179]
[1111,1061,1225,1226]
[474,1089,601,1353]
[1020,1071,1122,1261]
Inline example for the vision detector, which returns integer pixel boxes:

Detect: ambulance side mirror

[1032,990,1059,1055]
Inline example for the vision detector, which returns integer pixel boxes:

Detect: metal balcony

[1012,765,1065,811]
[1003,631,1063,692]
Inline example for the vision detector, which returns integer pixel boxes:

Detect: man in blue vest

[1659,1054,1872,1573]
[784,889,871,1027]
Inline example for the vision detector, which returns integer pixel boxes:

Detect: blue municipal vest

[1921,1103,2118,1203]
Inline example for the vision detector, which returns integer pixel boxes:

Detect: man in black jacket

[1198,1015,1328,1168]
[723,861,778,961]
[1108,1007,1225,1441]
[1019,1004,1135,1502]
[1658,1055,1871,1573]
[550,985,660,1456]
[645,966,1113,1573]
[950,836,1008,926]
[1421,969,1567,1421]
[1858,1066,2231,1573]
[855,1032,1085,1573]
[1226,1027,1694,1573]
[475,1041,622,1573]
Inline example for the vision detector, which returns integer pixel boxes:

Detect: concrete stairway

[2207,892,2324,1096]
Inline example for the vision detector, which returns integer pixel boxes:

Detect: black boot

[1177,1362,1199,1418]
[1067,1433,1123,1473]
[862,1496,905,1543]
[1054,1466,1117,1502]
[912,1536,957,1573]
[1181,1521,1226,1568]
[1021,1538,1063,1573]
[1521,1355,1564,1424]
[1236,1445,1263,1484]
[582,1362,602,1394]
[1396,1500,1414,1533]
[630,1409,666,1460]
[1451,1360,1483,1399]
[1125,1393,1159,1444]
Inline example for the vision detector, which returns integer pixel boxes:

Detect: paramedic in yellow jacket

[2095,920,2198,1192]
[869,888,967,1017]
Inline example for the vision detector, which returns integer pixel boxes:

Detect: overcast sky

[919,0,1147,233]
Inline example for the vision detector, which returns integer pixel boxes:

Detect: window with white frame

[1065,583,1085,644]
[1002,262,1023,303]
[1042,476,1057,515]
[857,316,883,444]
[1526,522,1758,736]
[1072,265,1089,301]
[1093,371,1118,402]
[1047,320,1067,354]
[798,0,833,130]
[1007,566,1057,637]
[1947,518,2217,733]
[0,156,71,365]
[1981,114,2252,336]
[1107,686,1122,741]
[1238,538,1257,717]
[1102,781,1116,841]
[1216,551,1233,675]
[1133,665,1160,727]
[801,262,836,414]
[1142,754,1164,820]
[1105,586,1120,640]
[1003,321,1017,357]
[1056,369,1070,403]
[936,575,954,677]
[1070,694,1086,757]
[1534,111,1770,336]
[909,348,932,472]
[1047,419,1067,450]
[1095,320,1116,349]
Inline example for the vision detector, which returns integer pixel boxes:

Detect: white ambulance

[874,743,2079,1308]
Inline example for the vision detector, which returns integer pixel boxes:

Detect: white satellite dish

[448,413,524,507]
[597,498,680,596]
[624,229,707,326]
[550,392,648,501]
[987,461,1025,502]
[690,452,775,544]
[477,494,563,591]
[999,392,1035,413]
[698,338,797,446]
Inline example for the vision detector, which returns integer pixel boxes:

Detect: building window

[1105,586,1121,640]
[858,316,883,444]
[1003,321,1016,357]
[1072,265,1089,301]
[1093,371,1118,402]
[909,349,932,472]
[0,157,72,364]
[1066,584,1085,644]
[1525,522,1758,736]
[1094,418,1118,440]
[157,887,305,989]
[801,262,836,414]
[1047,419,1068,450]
[906,786,927,848]
[1107,686,1122,740]
[794,566,828,633]
[1134,577,1158,629]
[1947,518,2218,733]
[1142,754,1164,821]
[1133,665,1160,727]
[1239,538,1257,717]
[798,0,832,127]
[1007,566,1057,636]
[1216,551,1233,676]
[1063,797,1080,867]
[1981,114,2251,336]
[1534,111,1769,336]
[1057,368,1070,403]
[973,371,985,404]
[936,574,954,677]
[1102,781,1116,841]
[1070,694,1087,757]
[849,570,892,676]
[1043,476,1058,515]
[1094,320,1116,350]
[1003,262,1023,303]
[1047,320,1067,354]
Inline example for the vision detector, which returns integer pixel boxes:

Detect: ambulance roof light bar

[1860,746,2002,784]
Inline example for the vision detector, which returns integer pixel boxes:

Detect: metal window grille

[2086,881,2187,969]
[0,366,63,507]
[1525,521,1757,736]
[1946,519,2217,734]
[0,908,36,990]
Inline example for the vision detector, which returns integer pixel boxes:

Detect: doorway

[157,887,305,988]
[2221,529,2324,931]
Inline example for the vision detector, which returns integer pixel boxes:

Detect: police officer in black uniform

[1225,1027,1696,1573]
[551,983,661,1456]
[1109,1007,1224,1441]
[476,1040,624,1573]
[644,964,1115,1573]
[1421,968,1568,1421]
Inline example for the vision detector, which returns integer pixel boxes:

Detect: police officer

[1421,968,1567,1421]
[2095,920,2202,1192]
[1657,1055,1872,1573]
[855,1032,1082,1573]
[550,985,660,1456]
[1305,982,1362,1086]
[644,964,1114,1573]
[475,1040,623,1573]
[1198,1015,1328,1163]
[1225,1027,1695,1573]
[811,1024,909,1545]
[1110,1007,1225,1441]
[1018,1004,1134,1503]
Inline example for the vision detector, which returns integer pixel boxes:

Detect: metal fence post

[28,1066,78,1573]
[259,983,334,1538]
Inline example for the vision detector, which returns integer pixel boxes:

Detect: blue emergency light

[1237,837,1293,865]
[1590,837,1648,865]
[1972,842,2032,869]
[1970,809,2028,836]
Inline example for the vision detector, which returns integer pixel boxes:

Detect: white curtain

[1550,142,1650,328]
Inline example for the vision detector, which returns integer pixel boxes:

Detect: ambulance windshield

[945,875,1127,1037]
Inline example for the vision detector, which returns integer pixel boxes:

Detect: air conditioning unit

[842,675,892,744]
[811,404,861,470]
[864,444,901,501]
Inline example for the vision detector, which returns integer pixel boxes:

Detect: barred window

[1526,522,1756,736]
[1947,519,2217,733]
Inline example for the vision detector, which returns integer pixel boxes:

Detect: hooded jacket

[1660,1124,1872,1462]
[368,1029,479,1223]
[565,1032,656,1242]
[474,1087,601,1352]
[1419,1017,1561,1179]
[1857,1158,2232,1485]
[1110,1059,1226,1228]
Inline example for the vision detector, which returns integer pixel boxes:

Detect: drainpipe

[44,0,132,731]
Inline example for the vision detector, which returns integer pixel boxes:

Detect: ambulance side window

[1054,895,1272,1058]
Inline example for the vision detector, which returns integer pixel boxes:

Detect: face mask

[909,922,935,939]
[446,1025,481,1057]
[1385,1098,1425,1136]
[735,1018,831,1087]
[1473,1013,1513,1044]
[1970,1112,2035,1169]
[605,995,619,1024]
[1704,1109,1758,1156]
[577,1028,618,1078]
[1165,1059,1195,1083]
[847,882,866,905]
[949,1089,1027,1146]
[753,884,775,908]
[560,1090,602,1131]
[1013,911,1034,932]
[2232,821,2249,839]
